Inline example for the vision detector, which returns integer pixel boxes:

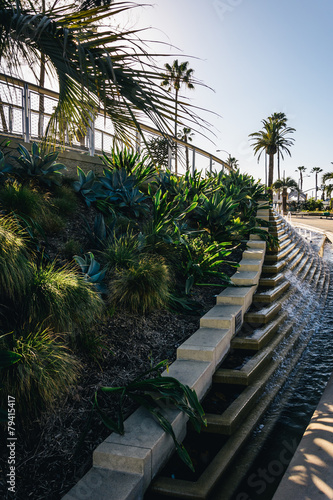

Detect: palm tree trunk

[268,153,274,199]
[282,188,287,214]
[174,88,178,175]
[38,52,46,138]
[38,0,46,138]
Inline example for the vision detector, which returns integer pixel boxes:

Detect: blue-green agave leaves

[74,252,107,294]
[16,143,66,186]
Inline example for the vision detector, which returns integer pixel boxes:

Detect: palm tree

[177,127,194,171]
[269,112,287,180]
[226,156,239,170]
[272,177,298,214]
[295,166,306,192]
[326,183,333,209]
[0,2,200,147]
[249,116,295,196]
[322,171,333,204]
[311,167,323,200]
[161,60,195,174]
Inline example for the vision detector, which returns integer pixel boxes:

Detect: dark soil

[0,197,246,500]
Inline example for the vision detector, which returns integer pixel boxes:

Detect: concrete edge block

[104,406,187,479]
[62,468,144,500]
[162,359,214,400]
[93,442,151,489]
[177,328,232,368]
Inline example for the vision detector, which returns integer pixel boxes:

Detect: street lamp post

[216,149,231,172]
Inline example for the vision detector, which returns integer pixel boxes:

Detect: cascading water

[146,214,333,500]
[219,230,333,500]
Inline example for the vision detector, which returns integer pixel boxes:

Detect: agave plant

[74,252,108,294]
[15,143,66,186]
[0,150,14,183]
[94,359,207,471]
[73,167,105,206]
[99,167,137,193]
[82,213,113,250]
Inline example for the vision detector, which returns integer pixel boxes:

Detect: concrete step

[232,312,288,350]
[247,240,266,250]
[216,286,257,313]
[213,348,273,386]
[200,304,243,331]
[259,272,285,288]
[264,241,297,262]
[253,280,290,303]
[242,248,265,261]
[244,302,282,324]
[231,270,261,286]
[237,258,264,272]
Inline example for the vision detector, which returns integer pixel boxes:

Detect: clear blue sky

[128,0,333,194]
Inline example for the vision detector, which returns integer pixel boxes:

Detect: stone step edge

[61,217,267,500]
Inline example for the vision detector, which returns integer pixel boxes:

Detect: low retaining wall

[0,134,105,178]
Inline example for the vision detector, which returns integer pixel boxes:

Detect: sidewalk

[290,215,333,237]
[273,373,333,500]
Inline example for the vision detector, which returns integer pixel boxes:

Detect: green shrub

[109,255,170,314]
[103,231,139,270]
[0,181,45,217]
[52,185,78,215]
[30,260,104,334]
[0,216,32,302]
[0,326,80,420]
[38,208,66,233]
[63,238,82,258]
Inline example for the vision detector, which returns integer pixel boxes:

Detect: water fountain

[145,211,331,500]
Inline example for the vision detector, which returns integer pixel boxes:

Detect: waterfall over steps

[147,210,330,500]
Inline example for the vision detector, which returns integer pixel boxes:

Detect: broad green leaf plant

[94,359,207,471]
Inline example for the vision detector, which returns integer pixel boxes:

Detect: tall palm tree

[272,177,298,214]
[311,167,323,200]
[226,156,239,170]
[269,112,287,180]
[249,116,295,195]
[295,166,306,192]
[161,60,195,174]
[0,1,200,147]
[177,126,194,171]
[326,183,333,208]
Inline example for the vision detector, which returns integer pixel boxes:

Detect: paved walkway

[291,215,333,235]
[273,215,333,500]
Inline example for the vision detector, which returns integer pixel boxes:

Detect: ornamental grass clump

[30,261,104,334]
[103,230,139,270]
[0,180,45,217]
[0,326,80,420]
[0,216,32,301]
[109,255,170,314]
